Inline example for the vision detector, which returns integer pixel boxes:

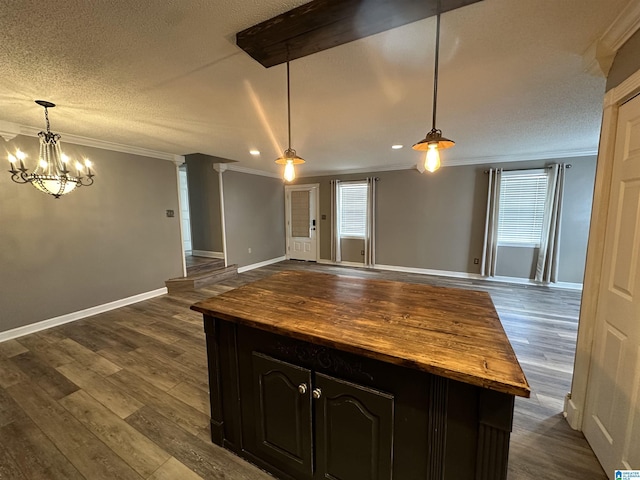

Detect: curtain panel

[365,177,377,267]
[330,180,341,263]
[535,163,566,283]
[481,168,502,277]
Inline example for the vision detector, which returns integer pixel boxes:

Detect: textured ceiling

[0,0,630,176]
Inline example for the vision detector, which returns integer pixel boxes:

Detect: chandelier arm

[78,174,95,187]
[432,3,441,130]
[9,170,30,184]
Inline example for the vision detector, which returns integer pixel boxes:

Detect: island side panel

[203,315,224,445]
[204,314,243,451]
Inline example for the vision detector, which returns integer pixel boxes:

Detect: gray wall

[296,155,595,283]
[185,154,223,253]
[0,135,183,333]
[607,28,640,91]
[223,171,285,268]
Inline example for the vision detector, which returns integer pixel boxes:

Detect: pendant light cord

[287,61,291,150]
[432,6,441,130]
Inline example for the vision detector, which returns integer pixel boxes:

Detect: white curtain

[364,177,377,267]
[481,168,502,277]
[535,164,566,283]
[330,180,341,263]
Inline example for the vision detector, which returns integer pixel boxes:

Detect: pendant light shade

[275,61,304,181]
[413,4,454,173]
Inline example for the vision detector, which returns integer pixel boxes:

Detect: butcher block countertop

[191,270,530,398]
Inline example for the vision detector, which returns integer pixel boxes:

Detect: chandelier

[8,100,94,198]
[275,61,305,182]
[412,3,454,173]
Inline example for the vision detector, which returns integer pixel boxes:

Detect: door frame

[285,184,320,262]
[566,68,640,429]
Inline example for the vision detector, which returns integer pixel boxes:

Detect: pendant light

[275,61,304,182]
[412,3,454,173]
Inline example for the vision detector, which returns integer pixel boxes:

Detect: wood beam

[236,0,483,68]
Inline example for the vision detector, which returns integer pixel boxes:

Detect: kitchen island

[191,270,530,480]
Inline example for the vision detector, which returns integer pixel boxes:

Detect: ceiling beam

[236,0,483,68]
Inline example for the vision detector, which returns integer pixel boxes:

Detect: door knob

[298,384,307,394]
[312,388,322,399]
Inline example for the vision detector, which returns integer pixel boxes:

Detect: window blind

[339,182,368,238]
[497,170,548,246]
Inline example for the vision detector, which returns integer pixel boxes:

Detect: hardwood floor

[0,261,605,479]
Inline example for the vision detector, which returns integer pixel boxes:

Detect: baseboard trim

[238,256,287,273]
[489,275,583,290]
[191,250,225,259]
[564,394,583,430]
[0,287,168,343]
[316,261,583,289]
[374,263,484,280]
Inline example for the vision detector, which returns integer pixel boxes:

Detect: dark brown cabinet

[244,352,394,480]
[202,316,518,480]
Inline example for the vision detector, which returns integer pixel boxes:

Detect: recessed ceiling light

[249,149,260,156]
[391,144,403,150]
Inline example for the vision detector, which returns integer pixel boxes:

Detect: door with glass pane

[285,185,318,261]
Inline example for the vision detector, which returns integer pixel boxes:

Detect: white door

[583,93,640,472]
[179,166,192,254]
[285,184,318,261]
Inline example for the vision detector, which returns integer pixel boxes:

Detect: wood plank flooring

[0,260,605,479]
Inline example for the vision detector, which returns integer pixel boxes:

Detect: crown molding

[442,148,598,167]
[300,162,415,178]
[583,0,640,77]
[172,155,185,166]
[225,163,282,179]
[297,148,597,177]
[2,121,177,162]
[0,121,21,142]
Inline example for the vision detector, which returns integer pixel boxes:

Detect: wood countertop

[191,270,530,398]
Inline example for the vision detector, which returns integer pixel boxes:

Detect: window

[497,170,548,247]
[338,182,368,238]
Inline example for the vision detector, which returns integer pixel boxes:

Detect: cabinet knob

[298,384,307,394]
[312,388,322,399]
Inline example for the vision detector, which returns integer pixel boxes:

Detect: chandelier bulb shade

[275,61,305,182]
[7,100,95,198]
[412,4,454,174]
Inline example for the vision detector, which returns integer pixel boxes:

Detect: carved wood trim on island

[191,270,530,480]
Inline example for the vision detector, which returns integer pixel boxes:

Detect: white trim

[566,67,640,432]
[583,0,640,76]
[375,264,484,280]
[226,163,282,179]
[174,160,187,277]
[489,275,583,291]
[297,149,597,178]
[302,162,416,177]
[238,256,287,273]
[0,288,168,343]
[5,122,176,161]
[605,67,640,107]
[442,149,598,167]
[317,260,582,289]
[191,250,225,259]
[564,394,582,430]
[217,167,229,267]
[0,120,20,142]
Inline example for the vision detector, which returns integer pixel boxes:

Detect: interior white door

[583,93,640,473]
[285,185,318,261]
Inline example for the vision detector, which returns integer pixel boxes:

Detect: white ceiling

[0,0,631,176]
